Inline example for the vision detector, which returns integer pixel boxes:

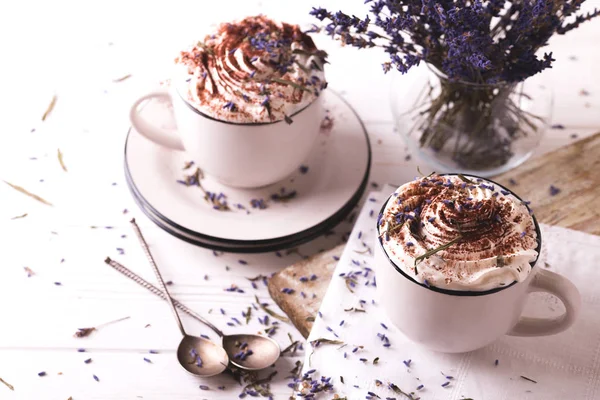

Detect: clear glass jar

[391,65,553,177]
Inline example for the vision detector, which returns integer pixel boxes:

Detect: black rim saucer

[123,91,372,253]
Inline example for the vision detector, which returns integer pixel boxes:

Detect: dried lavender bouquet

[310,1,599,170]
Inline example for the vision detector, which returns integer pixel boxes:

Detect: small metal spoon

[130,219,229,377]
[128,219,281,371]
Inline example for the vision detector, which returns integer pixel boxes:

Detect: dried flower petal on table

[520,375,537,383]
[75,327,96,338]
[41,95,57,121]
[57,149,67,172]
[0,377,14,391]
[310,338,344,347]
[244,306,252,324]
[113,74,132,82]
[3,181,53,206]
[388,382,412,398]
[73,316,130,338]
[254,295,289,322]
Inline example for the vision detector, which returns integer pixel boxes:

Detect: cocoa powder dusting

[174,15,326,123]
[380,174,538,287]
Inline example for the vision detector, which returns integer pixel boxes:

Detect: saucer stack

[124,90,371,253]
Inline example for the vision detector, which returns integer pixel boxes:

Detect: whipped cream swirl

[174,15,327,123]
[379,174,539,291]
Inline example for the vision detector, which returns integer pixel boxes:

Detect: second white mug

[375,187,581,353]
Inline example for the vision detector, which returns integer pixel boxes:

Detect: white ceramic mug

[129,88,323,188]
[375,193,581,353]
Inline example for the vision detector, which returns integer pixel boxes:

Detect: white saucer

[127,177,362,252]
[124,90,371,251]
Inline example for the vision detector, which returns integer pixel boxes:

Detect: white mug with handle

[130,88,323,189]
[375,188,581,353]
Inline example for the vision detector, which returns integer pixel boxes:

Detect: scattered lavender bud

[549,185,561,196]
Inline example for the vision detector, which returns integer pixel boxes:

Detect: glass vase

[391,65,552,177]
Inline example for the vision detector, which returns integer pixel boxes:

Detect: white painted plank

[0,350,303,400]
[0,1,599,399]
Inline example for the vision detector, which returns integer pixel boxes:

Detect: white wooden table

[1,1,599,398]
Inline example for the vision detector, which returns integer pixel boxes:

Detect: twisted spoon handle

[129,219,187,337]
[104,256,224,337]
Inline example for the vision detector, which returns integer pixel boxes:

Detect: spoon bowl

[109,219,284,375]
[222,334,281,371]
[106,256,284,372]
[177,335,229,377]
[129,219,232,378]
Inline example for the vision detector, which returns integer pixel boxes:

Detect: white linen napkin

[298,186,600,400]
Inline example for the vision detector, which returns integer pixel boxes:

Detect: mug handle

[129,89,185,151]
[508,269,581,337]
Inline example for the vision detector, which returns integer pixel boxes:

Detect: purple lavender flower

[311,1,599,83]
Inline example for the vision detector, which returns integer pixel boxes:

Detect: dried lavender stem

[96,316,131,329]
[129,219,187,337]
[0,377,14,391]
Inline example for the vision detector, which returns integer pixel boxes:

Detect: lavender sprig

[74,316,130,338]
[414,235,463,275]
[310,1,599,83]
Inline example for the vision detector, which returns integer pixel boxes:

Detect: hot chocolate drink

[174,15,327,123]
[378,174,539,291]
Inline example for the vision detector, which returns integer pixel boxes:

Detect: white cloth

[300,186,600,400]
